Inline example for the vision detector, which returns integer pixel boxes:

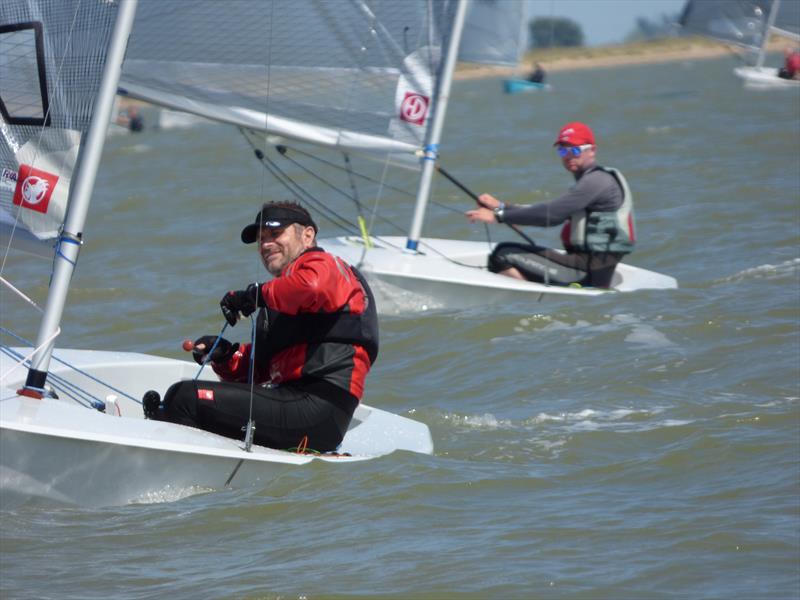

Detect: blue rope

[423,143,439,161]
[54,235,80,267]
[2,345,104,408]
[194,321,229,380]
[1,330,139,405]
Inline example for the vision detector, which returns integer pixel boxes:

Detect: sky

[528,0,687,47]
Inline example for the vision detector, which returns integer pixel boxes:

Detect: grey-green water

[1,55,799,599]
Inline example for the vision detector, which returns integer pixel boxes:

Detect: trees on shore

[529,17,583,49]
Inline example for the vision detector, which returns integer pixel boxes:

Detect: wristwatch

[493,202,505,223]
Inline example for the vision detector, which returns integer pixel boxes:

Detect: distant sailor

[528,62,546,84]
[144,201,378,453]
[778,47,800,80]
[464,121,634,288]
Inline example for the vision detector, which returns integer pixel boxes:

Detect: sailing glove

[220,283,264,325]
[191,335,238,365]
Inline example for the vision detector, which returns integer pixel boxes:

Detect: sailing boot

[142,390,162,420]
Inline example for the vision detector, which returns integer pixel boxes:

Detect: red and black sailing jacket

[213,248,378,401]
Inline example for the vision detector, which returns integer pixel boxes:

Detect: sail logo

[13,165,59,214]
[1,168,17,191]
[400,92,429,125]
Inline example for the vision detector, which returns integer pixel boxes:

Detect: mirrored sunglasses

[556,144,593,158]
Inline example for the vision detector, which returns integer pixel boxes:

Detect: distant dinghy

[503,79,552,94]
[680,0,800,89]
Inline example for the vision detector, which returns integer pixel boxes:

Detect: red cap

[554,122,595,146]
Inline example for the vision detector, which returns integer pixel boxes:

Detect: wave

[437,406,692,435]
[714,258,800,284]
[498,312,679,349]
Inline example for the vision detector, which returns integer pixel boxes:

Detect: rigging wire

[274,143,467,216]
[241,134,362,237]
[265,144,498,264]
[257,146,494,267]
[247,140,498,270]
[0,334,140,406]
[270,145,403,236]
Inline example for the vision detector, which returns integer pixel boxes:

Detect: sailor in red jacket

[145,201,378,453]
[779,47,800,80]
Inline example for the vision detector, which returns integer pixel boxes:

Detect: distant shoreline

[454,36,791,80]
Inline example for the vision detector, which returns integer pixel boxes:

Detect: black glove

[220,283,264,326]
[191,335,238,365]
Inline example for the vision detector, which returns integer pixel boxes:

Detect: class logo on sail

[13,165,60,214]
[1,168,18,191]
[400,92,429,126]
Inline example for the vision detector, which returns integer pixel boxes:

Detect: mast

[756,0,780,69]
[404,0,469,252]
[21,0,139,397]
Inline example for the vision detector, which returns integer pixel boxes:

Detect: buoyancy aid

[253,262,379,366]
[565,166,635,254]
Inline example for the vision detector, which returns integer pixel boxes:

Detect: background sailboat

[116,0,676,314]
[680,0,800,88]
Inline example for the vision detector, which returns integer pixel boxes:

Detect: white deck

[321,235,677,313]
[0,348,432,507]
[734,66,800,89]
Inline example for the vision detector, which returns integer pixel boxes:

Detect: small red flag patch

[13,164,59,214]
[197,388,215,401]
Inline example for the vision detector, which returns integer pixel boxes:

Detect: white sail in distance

[459,0,527,66]
[680,0,800,51]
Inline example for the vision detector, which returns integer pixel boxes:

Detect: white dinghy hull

[733,66,800,89]
[0,349,433,507]
[322,236,678,313]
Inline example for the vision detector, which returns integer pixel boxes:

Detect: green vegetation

[529,17,584,48]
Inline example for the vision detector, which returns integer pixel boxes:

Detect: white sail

[679,0,773,51]
[679,0,800,56]
[120,0,464,157]
[459,0,527,66]
[771,0,800,41]
[0,1,120,255]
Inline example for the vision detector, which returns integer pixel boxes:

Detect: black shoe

[142,390,161,420]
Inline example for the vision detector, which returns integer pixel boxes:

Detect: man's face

[558,143,596,174]
[258,223,316,275]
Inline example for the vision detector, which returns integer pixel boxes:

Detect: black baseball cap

[240,203,318,244]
